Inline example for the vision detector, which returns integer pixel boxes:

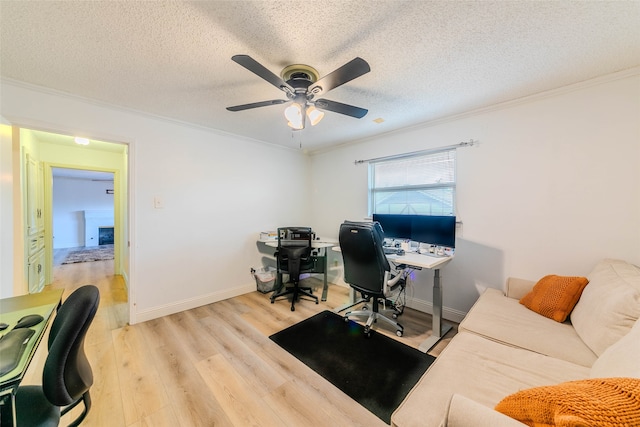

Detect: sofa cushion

[459,288,597,367]
[495,377,640,427]
[571,259,640,356]
[590,319,640,378]
[519,275,589,322]
[505,277,536,300]
[390,332,589,427]
[443,394,526,427]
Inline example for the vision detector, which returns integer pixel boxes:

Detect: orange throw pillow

[519,275,589,322]
[495,378,640,427]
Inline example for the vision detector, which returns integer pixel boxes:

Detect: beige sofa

[391,258,640,427]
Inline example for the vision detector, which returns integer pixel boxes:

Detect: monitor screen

[410,215,456,248]
[372,214,412,240]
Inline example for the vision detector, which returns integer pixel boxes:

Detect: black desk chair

[270,227,319,311]
[339,221,405,337]
[15,285,100,426]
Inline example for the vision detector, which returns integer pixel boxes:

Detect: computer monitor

[410,215,456,248]
[371,214,413,240]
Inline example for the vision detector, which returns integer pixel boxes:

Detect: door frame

[44,164,122,280]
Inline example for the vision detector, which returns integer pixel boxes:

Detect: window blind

[369,149,456,216]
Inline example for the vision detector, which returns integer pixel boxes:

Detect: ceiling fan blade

[309,57,370,97]
[226,99,288,112]
[231,55,292,92]
[315,99,368,119]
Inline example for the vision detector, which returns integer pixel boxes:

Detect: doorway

[51,167,115,266]
[18,128,129,324]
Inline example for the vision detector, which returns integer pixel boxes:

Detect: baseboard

[131,283,255,324]
[405,297,467,324]
[130,283,468,325]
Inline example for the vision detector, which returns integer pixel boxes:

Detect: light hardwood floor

[25,259,456,426]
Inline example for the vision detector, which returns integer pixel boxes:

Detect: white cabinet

[28,248,45,293]
[24,153,47,293]
[25,153,42,237]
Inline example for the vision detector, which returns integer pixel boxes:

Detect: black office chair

[270,227,319,311]
[15,285,100,427]
[339,221,406,337]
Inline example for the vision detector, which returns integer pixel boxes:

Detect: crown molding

[311,66,640,156]
[0,78,305,155]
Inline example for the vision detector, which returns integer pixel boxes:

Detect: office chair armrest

[383,268,405,295]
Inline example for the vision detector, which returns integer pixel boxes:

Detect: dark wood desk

[0,289,63,427]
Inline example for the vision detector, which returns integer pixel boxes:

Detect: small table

[260,239,336,301]
[0,289,64,427]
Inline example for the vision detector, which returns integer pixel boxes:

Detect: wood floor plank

[283,375,387,427]
[70,341,127,426]
[128,405,181,427]
[198,315,288,396]
[138,320,235,427]
[263,380,336,427]
[196,354,285,426]
[112,325,170,425]
[163,310,220,364]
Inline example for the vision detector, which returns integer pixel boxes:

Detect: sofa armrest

[505,277,536,300]
[441,394,526,427]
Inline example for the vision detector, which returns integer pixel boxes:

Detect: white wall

[310,72,640,321]
[1,81,311,322]
[3,72,638,323]
[52,177,114,248]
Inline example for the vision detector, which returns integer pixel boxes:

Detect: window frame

[368,148,457,217]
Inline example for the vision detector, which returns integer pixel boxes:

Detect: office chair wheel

[396,330,403,337]
[392,313,398,319]
[364,326,371,337]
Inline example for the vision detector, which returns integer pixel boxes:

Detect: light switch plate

[154,196,164,209]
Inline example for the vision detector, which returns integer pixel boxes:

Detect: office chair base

[344,309,404,337]
[271,285,319,311]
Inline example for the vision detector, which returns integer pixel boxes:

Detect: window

[369,148,456,216]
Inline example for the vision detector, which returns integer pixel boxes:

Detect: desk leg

[321,248,328,301]
[418,268,452,353]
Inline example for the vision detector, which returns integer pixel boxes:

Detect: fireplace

[99,227,114,245]
[84,210,114,247]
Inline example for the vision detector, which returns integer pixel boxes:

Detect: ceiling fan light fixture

[306,105,324,126]
[285,102,304,129]
[228,55,371,131]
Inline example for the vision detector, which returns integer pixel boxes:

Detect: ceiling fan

[226,55,370,130]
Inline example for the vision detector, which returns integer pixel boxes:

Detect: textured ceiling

[1,1,639,152]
